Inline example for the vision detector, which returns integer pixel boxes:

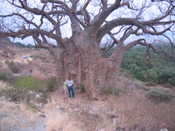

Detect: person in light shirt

[64,76,75,98]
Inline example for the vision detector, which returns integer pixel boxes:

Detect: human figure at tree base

[65,75,75,98]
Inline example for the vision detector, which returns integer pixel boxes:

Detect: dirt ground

[1,86,175,131]
[43,88,175,131]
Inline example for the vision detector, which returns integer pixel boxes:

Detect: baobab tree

[0,0,174,97]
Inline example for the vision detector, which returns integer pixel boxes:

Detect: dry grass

[0,81,12,90]
[146,88,175,103]
[44,102,84,131]
[44,86,175,131]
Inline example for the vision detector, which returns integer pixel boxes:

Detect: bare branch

[101,0,107,9]
[97,17,175,40]
[0,13,38,28]
[77,0,92,26]
[0,28,63,45]
[92,0,121,30]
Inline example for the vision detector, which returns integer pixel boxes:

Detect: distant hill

[13,42,36,48]
[0,38,35,48]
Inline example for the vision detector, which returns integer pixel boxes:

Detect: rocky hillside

[0,39,56,80]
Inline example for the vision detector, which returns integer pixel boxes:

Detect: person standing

[65,76,75,98]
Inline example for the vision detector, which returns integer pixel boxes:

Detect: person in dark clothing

[67,83,75,98]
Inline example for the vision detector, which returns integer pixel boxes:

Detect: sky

[0,0,174,45]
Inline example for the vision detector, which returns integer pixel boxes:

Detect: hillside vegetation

[122,46,175,87]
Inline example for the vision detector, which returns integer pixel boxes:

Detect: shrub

[0,76,51,105]
[6,61,20,73]
[13,76,58,93]
[144,69,159,83]
[146,88,174,103]
[0,87,48,104]
[76,84,86,93]
[46,77,57,92]
[26,103,40,112]
[0,72,14,82]
[13,76,45,91]
[0,72,9,81]
[134,70,146,81]
[0,88,28,102]
[158,70,175,84]
[168,77,175,87]
[122,46,175,87]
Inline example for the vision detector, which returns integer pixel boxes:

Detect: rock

[36,94,41,98]
[112,117,117,125]
[97,128,105,131]
[146,88,175,103]
[116,127,125,131]
[160,128,168,131]
[0,112,8,119]
[39,113,46,118]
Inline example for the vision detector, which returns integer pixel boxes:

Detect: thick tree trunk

[53,32,126,98]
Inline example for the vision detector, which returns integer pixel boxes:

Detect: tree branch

[97,17,175,40]
[91,0,121,30]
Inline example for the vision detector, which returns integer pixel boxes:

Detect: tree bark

[52,32,126,98]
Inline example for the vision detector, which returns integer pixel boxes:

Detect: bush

[158,70,175,84]
[146,88,174,103]
[76,84,86,93]
[13,76,58,92]
[0,76,52,105]
[144,69,159,83]
[168,77,175,86]
[13,76,45,91]
[134,70,146,81]
[0,72,14,82]
[6,61,20,73]
[0,88,28,102]
[122,46,175,87]
[0,87,48,104]
[26,103,40,112]
[0,72,9,81]
[46,77,57,92]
